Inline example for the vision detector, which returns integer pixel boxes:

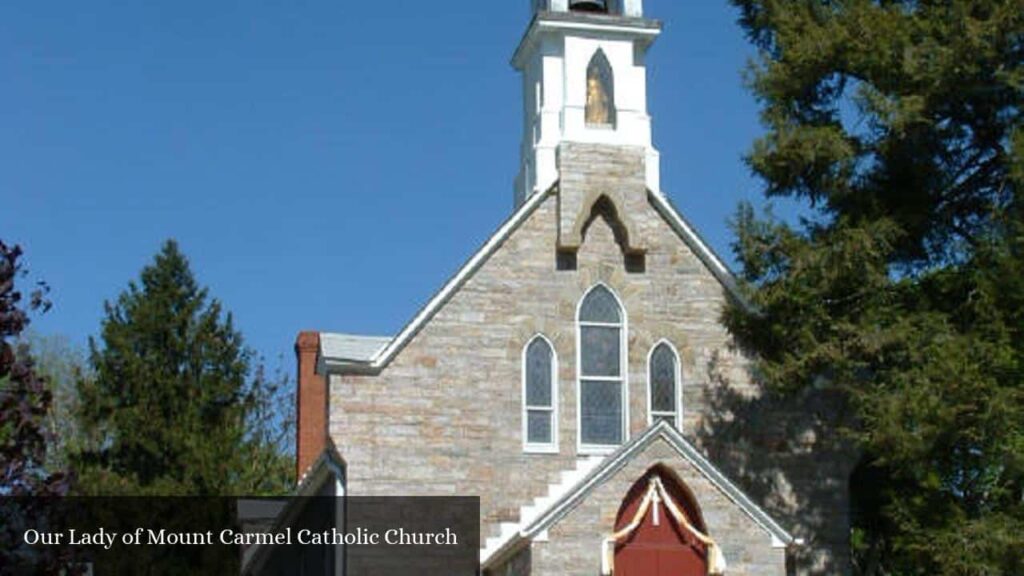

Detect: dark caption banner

[0,496,480,576]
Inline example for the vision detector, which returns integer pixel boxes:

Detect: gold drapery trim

[601,476,727,575]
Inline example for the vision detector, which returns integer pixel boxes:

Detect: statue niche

[585,50,616,126]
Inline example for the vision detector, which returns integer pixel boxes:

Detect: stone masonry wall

[327,143,852,574]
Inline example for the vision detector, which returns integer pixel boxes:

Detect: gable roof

[647,191,743,302]
[294,439,347,495]
[241,442,346,575]
[320,185,746,373]
[482,421,795,569]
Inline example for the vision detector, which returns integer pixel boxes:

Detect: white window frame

[522,334,559,454]
[646,339,682,430]
[576,283,629,455]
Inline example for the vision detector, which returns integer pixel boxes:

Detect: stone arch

[571,194,647,272]
[582,196,632,253]
[577,193,638,252]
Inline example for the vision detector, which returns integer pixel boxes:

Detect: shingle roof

[319,333,392,364]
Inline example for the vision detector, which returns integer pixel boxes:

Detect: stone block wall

[557,143,650,253]
[326,144,853,573]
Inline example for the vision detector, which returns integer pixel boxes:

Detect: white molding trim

[243,445,347,575]
[522,334,560,454]
[513,15,662,69]
[537,19,662,37]
[647,190,747,306]
[576,282,629,455]
[646,339,682,430]
[366,185,555,370]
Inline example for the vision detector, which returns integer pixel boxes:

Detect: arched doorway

[610,466,709,576]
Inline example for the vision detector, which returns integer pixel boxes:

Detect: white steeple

[513,0,661,207]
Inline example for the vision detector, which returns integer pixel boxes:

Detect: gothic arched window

[648,341,680,428]
[523,335,558,451]
[585,49,616,127]
[578,284,626,451]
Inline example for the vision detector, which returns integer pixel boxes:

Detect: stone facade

[497,439,787,576]
[557,141,649,253]
[321,143,852,574]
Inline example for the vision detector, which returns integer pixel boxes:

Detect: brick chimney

[295,331,327,482]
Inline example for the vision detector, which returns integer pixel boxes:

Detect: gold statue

[586,67,612,125]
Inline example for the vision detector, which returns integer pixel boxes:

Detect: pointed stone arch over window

[582,196,632,254]
[523,335,558,452]
[586,49,616,127]
[558,188,649,257]
[577,284,627,453]
[648,341,681,428]
[578,195,647,272]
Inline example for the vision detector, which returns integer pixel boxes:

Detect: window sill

[578,444,620,456]
[524,444,560,455]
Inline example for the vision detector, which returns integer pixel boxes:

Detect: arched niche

[586,49,616,127]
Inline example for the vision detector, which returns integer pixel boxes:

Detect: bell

[569,0,608,13]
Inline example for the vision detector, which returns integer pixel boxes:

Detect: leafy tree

[725,1,1023,574]
[73,240,292,496]
[0,241,76,572]
[23,333,92,474]
[0,241,69,496]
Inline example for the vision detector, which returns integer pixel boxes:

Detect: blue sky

[1,1,783,370]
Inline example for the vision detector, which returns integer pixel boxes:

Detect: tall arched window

[648,341,680,428]
[585,49,616,127]
[523,335,558,452]
[578,284,626,451]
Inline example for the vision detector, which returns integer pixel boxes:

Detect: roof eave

[364,184,558,371]
[319,356,380,376]
[512,12,662,69]
[242,444,346,574]
[647,190,752,311]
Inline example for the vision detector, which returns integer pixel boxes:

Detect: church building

[293,1,853,574]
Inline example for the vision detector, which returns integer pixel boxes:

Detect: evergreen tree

[725,1,1023,574]
[73,240,291,496]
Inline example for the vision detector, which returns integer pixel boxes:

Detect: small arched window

[578,284,626,451]
[523,336,558,452]
[648,341,680,428]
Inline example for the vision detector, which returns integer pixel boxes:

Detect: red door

[613,468,708,576]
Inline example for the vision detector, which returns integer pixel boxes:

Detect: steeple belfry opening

[570,0,608,13]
